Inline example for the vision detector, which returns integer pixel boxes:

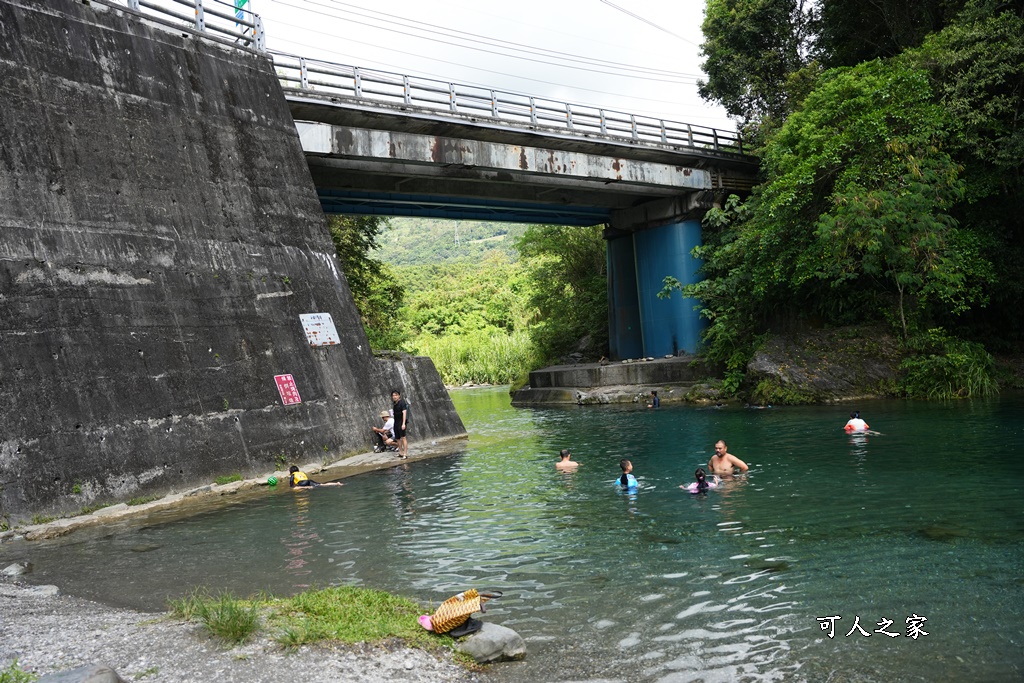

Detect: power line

[270,0,700,84]
[599,0,700,46]
[294,0,707,80]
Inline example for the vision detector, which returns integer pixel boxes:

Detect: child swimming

[617,459,638,488]
[681,467,719,494]
[844,411,869,433]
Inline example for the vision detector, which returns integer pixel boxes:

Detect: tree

[912,2,1024,344]
[815,0,967,68]
[749,58,991,338]
[682,57,993,360]
[516,224,608,361]
[699,0,818,131]
[399,254,530,338]
[328,215,407,349]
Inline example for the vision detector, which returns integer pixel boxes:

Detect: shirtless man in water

[555,448,580,471]
[707,440,748,475]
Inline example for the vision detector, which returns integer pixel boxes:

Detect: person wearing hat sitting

[372,410,398,453]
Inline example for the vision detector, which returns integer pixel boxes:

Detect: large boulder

[746,326,902,404]
[37,664,127,683]
[455,622,527,663]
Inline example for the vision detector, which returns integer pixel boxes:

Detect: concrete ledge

[513,356,724,406]
[527,355,714,389]
[11,434,467,542]
[512,384,696,406]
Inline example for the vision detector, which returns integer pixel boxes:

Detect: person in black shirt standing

[391,389,410,459]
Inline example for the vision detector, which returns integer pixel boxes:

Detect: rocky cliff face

[0,0,463,521]
[745,326,902,404]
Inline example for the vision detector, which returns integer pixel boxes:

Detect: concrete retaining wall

[0,0,464,520]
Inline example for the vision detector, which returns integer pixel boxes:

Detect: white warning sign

[299,313,341,347]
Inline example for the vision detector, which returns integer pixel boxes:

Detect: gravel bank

[0,578,479,683]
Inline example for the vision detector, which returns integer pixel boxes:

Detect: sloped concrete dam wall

[0,0,465,520]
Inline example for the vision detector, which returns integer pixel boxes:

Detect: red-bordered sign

[274,374,302,405]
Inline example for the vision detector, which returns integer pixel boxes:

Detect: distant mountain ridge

[376,217,528,266]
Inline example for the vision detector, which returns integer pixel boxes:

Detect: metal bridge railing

[90,0,265,52]
[82,2,741,155]
[269,51,744,156]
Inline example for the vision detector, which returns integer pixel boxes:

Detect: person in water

[844,411,869,432]
[617,459,638,488]
[288,465,343,488]
[556,448,580,471]
[707,440,748,475]
[681,467,719,493]
[647,390,660,409]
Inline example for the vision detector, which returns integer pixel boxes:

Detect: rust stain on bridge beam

[297,122,711,191]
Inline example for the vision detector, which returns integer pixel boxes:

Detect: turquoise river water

[3,388,1023,682]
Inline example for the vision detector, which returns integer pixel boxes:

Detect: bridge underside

[297,121,719,227]
[316,189,610,225]
[290,103,759,359]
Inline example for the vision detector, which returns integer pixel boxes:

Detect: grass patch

[168,585,449,653]
[79,503,111,515]
[168,588,209,621]
[30,515,55,525]
[169,589,259,645]
[266,585,436,650]
[127,496,159,507]
[0,660,37,683]
[750,377,816,405]
[214,473,242,486]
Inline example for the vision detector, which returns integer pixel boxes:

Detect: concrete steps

[512,355,718,406]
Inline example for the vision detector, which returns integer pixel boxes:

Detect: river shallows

[4,389,1023,682]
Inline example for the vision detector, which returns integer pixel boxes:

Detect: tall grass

[408,330,540,385]
[899,329,999,399]
[169,589,260,645]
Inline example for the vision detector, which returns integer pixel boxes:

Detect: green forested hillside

[331,214,607,385]
[376,218,528,266]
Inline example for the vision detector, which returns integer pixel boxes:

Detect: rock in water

[456,622,527,663]
[1,561,32,576]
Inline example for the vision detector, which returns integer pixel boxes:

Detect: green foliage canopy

[752,58,990,337]
[699,0,818,130]
[399,253,531,338]
[328,214,406,350]
[515,224,608,361]
[683,56,995,369]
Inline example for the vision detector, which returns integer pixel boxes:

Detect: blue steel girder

[317,190,610,226]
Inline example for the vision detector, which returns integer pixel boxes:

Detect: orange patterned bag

[429,589,503,634]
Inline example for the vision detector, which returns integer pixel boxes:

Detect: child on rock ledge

[288,465,343,488]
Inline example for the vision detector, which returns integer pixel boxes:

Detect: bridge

[86,0,761,359]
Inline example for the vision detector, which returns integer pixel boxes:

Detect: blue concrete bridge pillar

[606,220,704,359]
[606,233,643,361]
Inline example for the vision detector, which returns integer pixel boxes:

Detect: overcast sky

[247,0,734,131]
